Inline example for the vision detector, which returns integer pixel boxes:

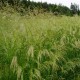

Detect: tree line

[0,0,80,16]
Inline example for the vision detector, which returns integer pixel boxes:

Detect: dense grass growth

[0,11,80,80]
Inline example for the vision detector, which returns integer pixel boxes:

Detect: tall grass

[0,11,80,80]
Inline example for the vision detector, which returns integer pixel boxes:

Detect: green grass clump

[0,11,80,80]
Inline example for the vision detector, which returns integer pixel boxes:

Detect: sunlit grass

[0,11,80,80]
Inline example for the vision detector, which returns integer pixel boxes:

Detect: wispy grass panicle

[27,46,34,58]
[17,66,23,80]
[10,56,18,73]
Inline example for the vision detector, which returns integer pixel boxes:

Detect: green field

[0,11,80,80]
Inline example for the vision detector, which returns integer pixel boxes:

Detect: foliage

[70,3,79,15]
[0,0,79,16]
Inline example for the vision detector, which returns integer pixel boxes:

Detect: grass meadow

[0,11,80,80]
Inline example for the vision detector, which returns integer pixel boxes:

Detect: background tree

[70,3,79,15]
